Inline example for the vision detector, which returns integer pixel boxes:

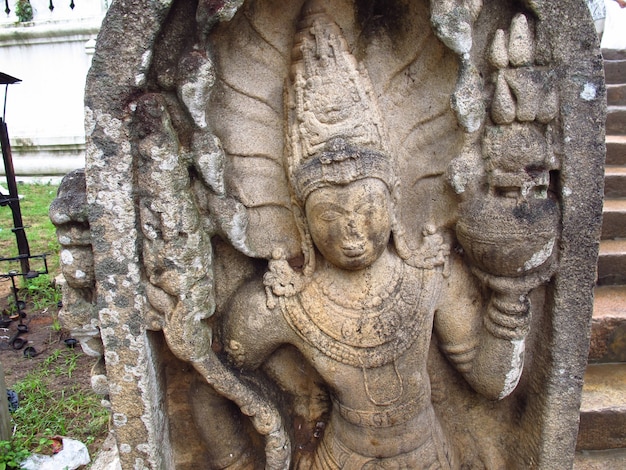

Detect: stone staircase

[574,49,626,469]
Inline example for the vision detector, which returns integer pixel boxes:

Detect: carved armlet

[470,267,554,341]
[483,293,530,341]
[439,339,479,374]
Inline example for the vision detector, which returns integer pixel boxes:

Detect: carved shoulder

[221,278,293,370]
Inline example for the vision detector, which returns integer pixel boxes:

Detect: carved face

[305,178,392,270]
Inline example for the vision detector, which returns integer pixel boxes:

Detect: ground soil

[0,279,108,460]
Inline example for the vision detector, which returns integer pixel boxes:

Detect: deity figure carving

[179,6,558,468]
[54,0,604,468]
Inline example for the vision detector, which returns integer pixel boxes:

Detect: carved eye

[318,210,341,221]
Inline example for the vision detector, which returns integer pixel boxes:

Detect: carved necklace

[279,258,444,370]
[314,257,403,310]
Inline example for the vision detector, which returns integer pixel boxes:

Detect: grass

[13,350,109,445]
[1,350,109,469]
[0,183,61,316]
[0,183,60,278]
[24,274,62,311]
[0,440,30,470]
[0,182,108,469]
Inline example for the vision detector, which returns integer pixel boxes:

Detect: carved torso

[258,250,453,466]
[280,255,442,370]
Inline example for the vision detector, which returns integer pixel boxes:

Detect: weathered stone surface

[52,0,605,468]
[606,106,626,135]
[606,135,626,165]
[597,239,626,286]
[601,199,626,240]
[577,363,626,451]
[574,448,626,469]
[605,58,626,85]
[607,84,626,107]
[589,286,626,362]
[90,432,122,470]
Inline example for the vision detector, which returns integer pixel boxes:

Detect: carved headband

[293,137,394,203]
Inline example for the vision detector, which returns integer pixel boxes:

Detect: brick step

[589,285,626,362]
[597,239,626,286]
[604,166,626,198]
[606,135,626,166]
[607,106,626,135]
[608,84,626,107]
[601,199,626,240]
[576,363,626,451]
[604,59,626,85]
[574,448,626,469]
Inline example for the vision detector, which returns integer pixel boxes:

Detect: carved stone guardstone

[53,0,605,468]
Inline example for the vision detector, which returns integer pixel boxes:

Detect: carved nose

[347,219,357,233]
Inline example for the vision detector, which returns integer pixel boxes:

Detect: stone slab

[604,59,626,85]
[68,0,605,468]
[603,49,626,61]
[606,135,626,166]
[597,239,626,285]
[577,363,626,451]
[574,448,626,469]
[601,199,626,240]
[607,84,626,107]
[90,432,122,470]
[604,166,626,198]
[606,106,626,135]
[589,285,626,362]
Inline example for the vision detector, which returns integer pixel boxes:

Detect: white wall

[0,0,107,176]
[602,0,626,50]
[0,0,107,24]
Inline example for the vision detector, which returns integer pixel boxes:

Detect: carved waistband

[331,395,425,428]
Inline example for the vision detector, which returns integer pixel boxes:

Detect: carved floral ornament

[51,0,604,468]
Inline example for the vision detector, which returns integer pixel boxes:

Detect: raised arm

[434,255,535,400]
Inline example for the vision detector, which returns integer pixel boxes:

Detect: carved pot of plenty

[455,193,559,278]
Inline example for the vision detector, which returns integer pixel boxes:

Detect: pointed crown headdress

[285,2,395,204]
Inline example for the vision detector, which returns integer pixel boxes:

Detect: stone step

[576,363,626,451]
[604,59,626,85]
[588,285,626,362]
[574,448,626,469]
[606,106,626,135]
[604,166,626,198]
[608,84,626,106]
[601,199,626,240]
[603,49,626,61]
[606,135,626,166]
[597,239,626,286]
